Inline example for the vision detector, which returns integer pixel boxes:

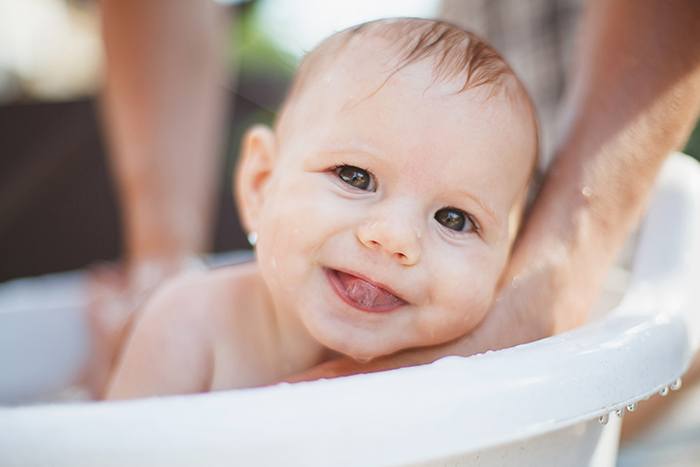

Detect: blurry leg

[87,0,232,397]
[101,0,230,273]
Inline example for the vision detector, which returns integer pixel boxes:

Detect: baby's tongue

[336,271,401,308]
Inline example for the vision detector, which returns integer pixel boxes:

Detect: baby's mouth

[325,268,406,313]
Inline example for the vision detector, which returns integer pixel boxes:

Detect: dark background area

[0,70,287,282]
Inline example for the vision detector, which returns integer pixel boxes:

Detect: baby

[107,18,538,399]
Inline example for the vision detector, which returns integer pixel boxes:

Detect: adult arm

[84,0,230,395]
[289,0,700,379]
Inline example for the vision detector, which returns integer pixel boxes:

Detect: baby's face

[243,43,535,361]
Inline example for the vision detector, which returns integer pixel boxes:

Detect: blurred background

[2,0,697,283]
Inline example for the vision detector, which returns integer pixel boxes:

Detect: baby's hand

[284,358,365,382]
[285,346,445,383]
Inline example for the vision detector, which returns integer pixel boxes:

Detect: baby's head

[236,18,538,361]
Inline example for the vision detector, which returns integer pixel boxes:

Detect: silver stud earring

[247,231,258,247]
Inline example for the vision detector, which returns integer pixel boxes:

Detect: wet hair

[346,18,516,95]
[284,18,530,107]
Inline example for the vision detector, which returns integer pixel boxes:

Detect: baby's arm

[105,275,214,400]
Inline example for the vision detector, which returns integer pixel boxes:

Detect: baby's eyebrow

[317,147,387,168]
[320,143,384,159]
[455,189,499,229]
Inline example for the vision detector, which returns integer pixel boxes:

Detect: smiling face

[236,34,536,361]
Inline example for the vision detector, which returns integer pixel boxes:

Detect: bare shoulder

[106,263,265,399]
[144,266,248,328]
[128,263,267,355]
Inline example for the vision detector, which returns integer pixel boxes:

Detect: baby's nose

[356,218,421,266]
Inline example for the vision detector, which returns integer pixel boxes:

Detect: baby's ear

[235,124,277,234]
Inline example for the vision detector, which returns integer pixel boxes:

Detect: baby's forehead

[278,19,537,152]
[289,19,521,106]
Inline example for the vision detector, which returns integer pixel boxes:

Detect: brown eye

[434,207,475,232]
[335,165,375,191]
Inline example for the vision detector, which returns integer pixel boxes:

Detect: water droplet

[615,409,624,417]
[659,386,669,396]
[626,403,637,412]
[598,414,609,425]
[671,378,682,391]
[582,186,592,198]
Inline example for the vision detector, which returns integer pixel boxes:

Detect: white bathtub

[0,153,699,467]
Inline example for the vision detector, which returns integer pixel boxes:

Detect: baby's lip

[324,267,408,313]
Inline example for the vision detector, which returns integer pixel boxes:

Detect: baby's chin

[308,327,406,363]
[299,286,492,363]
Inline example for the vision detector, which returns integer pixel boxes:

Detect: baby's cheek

[277,176,362,252]
[258,180,330,276]
[449,278,493,330]
[265,180,314,237]
[438,254,500,329]
[256,194,303,277]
